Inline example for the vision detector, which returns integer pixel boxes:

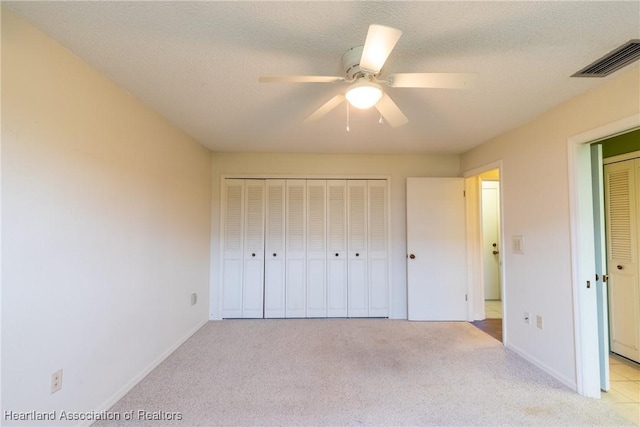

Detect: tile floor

[603,354,640,425]
[485,300,503,319]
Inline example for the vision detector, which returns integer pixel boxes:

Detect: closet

[604,157,640,363]
[221,178,389,319]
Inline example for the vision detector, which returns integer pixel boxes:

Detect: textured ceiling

[6,1,640,154]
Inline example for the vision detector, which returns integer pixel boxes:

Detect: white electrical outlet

[51,369,63,394]
[524,312,531,324]
[536,315,543,329]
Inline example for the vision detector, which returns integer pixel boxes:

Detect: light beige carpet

[96,319,632,426]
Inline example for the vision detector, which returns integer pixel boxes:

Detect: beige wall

[209,152,461,319]
[1,9,212,424]
[461,67,640,388]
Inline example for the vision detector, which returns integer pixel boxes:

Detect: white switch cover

[513,235,524,254]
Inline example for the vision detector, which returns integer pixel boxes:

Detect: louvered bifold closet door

[348,180,369,317]
[306,180,328,317]
[368,180,389,317]
[605,160,640,362]
[286,180,307,317]
[327,180,348,317]
[242,180,266,318]
[222,180,245,318]
[265,180,286,318]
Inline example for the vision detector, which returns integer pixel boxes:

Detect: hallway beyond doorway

[485,300,503,319]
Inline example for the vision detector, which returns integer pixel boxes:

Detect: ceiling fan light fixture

[345,80,383,109]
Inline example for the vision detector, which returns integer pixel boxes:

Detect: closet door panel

[222,180,244,318]
[348,180,368,317]
[605,160,640,362]
[327,180,348,317]
[242,180,265,318]
[222,259,243,318]
[286,180,307,317]
[307,181,327,317]
[265,180,286,318]
[368,180,389,317]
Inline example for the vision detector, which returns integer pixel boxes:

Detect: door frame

[463,161,506,339]
[567,113,640,397]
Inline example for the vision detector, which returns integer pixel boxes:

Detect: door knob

[617,265,623,270]
[409,254,416,259]
[252,253,256,257]
[492,250,499,255]
[335,253,339,257]
[273,253,277,257]
[355,253,360,257]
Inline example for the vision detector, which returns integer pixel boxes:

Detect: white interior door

[407,177,468,321]
[605,159,640,363]
[286,180,307,318]
[327,180,348,317]
[348,180,368,317]
[306,180,327,317]
[265,179,286,318]
[482,181,501,300]
[242,180,265,318]
[591,144,609,391]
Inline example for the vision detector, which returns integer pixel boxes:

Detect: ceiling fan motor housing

[342,46,372,80]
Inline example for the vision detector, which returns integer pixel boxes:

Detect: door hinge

[465,294,468,301]
[603,274,608,283]
[463,190,466,197]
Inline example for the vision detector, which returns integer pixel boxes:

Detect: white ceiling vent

[572,39,640,77]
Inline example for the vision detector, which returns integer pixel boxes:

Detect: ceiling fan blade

[386,73,478,89]
[360,24,402,74]
[304,94,346,123]
[259,76,344,83]
[374,92,408,128]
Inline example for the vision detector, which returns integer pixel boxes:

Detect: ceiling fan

[259,24,477,127]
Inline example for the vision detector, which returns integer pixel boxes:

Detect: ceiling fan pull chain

[346,102,350,132]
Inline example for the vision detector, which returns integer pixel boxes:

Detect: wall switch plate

[513,235,524,254]
[51,369,63,394]
[190,293,197,306]
[524,312,531,324]
[536,315,543,329]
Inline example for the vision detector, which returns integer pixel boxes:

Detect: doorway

[602,149,640,365]
[481,176,502,320]
[589,135,640,395]
[476,169,503,323]
[567,115,639,397]
[465,165,505,343]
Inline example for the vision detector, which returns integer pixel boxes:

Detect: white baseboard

[507,342,577,391]
[78,319,209,427]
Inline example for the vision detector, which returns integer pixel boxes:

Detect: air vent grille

[572,39,640,77]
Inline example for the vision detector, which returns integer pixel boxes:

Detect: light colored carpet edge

[95,320,632,426]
